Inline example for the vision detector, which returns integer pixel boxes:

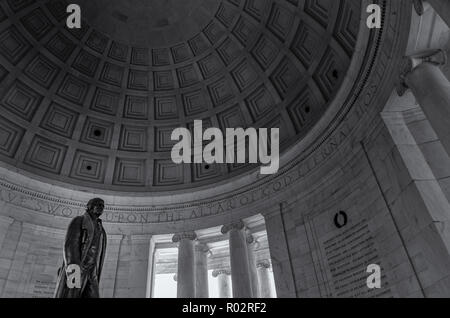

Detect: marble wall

[0,208,155,298]
[265,127,419,297]
[0,1,448,297]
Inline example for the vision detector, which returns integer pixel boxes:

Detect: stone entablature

[0,1,411,234]
[212,269,231,277]
[172,232,197,243]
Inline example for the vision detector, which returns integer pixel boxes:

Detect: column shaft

[223,222,253,298]
[174,232,197,298]
[406,62,450,157]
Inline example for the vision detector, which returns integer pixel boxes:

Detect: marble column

[114,234,153,298]
[212,269,232,298]
[246,234,259,298]
[413,0,450,27]
[173,232,197,298]
[257,261,274,298]
[195,242,210,298]
[100,234,124,298]
[149,249,160,298]
[221,221,253,298]
[399,50,450,157]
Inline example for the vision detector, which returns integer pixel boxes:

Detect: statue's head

[86,198,105,218]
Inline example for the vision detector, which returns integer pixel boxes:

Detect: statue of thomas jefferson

[54,198,107,298]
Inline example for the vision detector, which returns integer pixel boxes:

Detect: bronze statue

[54,198,107,298]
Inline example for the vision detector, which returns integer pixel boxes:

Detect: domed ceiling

[0,0,362,192]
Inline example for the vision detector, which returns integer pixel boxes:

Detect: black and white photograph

[0,0,448,306]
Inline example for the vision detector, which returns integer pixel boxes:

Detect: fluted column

[172,232,197,298]
[246,235,259,298]
[195,242,210,298]
[398,49,450,157]
[212,269,232,298]
[257,261,274,298]
[0,216,13,250]
[221,221,252,298]
[415,0,450,27]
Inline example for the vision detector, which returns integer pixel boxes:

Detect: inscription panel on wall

[321,218,391,298]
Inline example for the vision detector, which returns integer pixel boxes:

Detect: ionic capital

[221,220,245,234]
[212,269,231,277]
[397,49,447,96]
[195,242,210,254]
[256,260,271,269]
[0,216,14,227]
[172,231,197,243]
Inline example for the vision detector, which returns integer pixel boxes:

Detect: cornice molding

[221,220,245,235]
[413,0,424,15]
[397,49,448,96]
[195,242,210,254]
[257,260,271,269]
[212,269,231,277]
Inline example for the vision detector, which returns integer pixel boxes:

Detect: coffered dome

[0,0,362,192]
[73,0,221,47]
